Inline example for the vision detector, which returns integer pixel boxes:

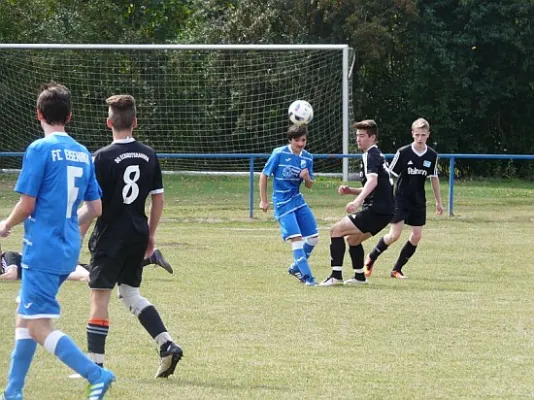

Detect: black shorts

[348,209,392,236]
[89,236,148,289]
[392,198,426,226]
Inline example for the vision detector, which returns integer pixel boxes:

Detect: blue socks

[5,329,36,397]
[44,331,102,384]
[292,241,312,278]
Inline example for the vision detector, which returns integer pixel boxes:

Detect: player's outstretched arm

[258,173,270,212]
[0,195,36,237]
[430,176,444,215]
[338,185,362,196]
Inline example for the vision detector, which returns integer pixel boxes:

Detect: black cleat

[151,249,173,274]
[155,342,183,378]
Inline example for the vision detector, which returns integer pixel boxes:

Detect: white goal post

[0,43,353,180]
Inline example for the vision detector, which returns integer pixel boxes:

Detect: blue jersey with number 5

[15,132,101,274]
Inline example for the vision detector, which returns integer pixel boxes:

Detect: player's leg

[391,223,423,279]
[279,212,314,285]
[365,220,404,277]
[320,215,361,286]
[17,270,113,398]
[343,233,371,285]
[119,244,183,378]
[141,249,173,274]
[289,206,319,284]
[3,315,35,399]
[86,244,123,368]
[343,211,392,284]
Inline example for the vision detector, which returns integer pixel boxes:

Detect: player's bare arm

[338,185,362,196]
[345,174,378,214]
[430,176,444,215]
[146,192,164,258]
[258,173,270,212]
[0,195,36,237]
[78,200,102,228]
[300,168,313,189]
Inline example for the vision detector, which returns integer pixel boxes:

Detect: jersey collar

[365,144,378,153]
[113,137,136,144]
[411,143,428,157]
[287,145,302,156]
[50,131,69,137]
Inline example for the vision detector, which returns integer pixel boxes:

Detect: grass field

[0,175,533,399]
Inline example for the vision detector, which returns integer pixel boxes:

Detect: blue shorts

[278,205,319,241]
[17,269,69,319]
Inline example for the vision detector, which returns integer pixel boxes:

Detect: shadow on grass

[138,376,290,392]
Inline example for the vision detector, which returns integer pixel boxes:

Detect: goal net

[0,44,352,174]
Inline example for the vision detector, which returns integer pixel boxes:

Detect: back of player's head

[287,124,308,141]
[412,118,430,131]
[106,94,136,131]
[353,119,378,138]
[36,82,72,125]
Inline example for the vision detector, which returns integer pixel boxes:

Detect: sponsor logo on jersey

[285,157,292,161]
[423,160,431,167]
[407,167,428,176]
[407,160,414,165]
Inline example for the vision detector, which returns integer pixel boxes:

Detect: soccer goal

[0,44,353,178]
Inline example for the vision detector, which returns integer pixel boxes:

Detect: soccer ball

[288,100,313,125]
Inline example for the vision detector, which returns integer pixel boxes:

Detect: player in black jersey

[81,94,182,378]
[320,120,394,286]
[365,118,444,279]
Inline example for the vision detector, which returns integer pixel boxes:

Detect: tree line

[1,0,533,177]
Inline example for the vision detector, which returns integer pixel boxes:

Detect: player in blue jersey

[0,83,114,400]
[259,124,319,286]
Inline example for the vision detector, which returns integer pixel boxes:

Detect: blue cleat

[303,275,317,286]
[288,265,304,283]
[87,368,115,400]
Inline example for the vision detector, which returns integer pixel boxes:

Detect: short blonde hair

[412,118,430,131]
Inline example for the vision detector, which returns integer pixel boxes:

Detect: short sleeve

[14,143,46,197]
[151,154,164,194]
[262,151,279,176]
[365,150,383,175]
[83,160,102,201]
[389,150,402,177]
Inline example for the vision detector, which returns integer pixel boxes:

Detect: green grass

[0,175,533,399]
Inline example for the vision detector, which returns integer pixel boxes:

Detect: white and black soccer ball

[288,100,313,125]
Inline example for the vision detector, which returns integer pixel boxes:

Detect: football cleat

[390,270,408,279]
[151,249,173,274]
[344,276,368,285]
[364,255,375,278]
[86,368,115,400]
[319,276,344,286]
[155,342,183,378]
[288,265,305,283]
[303,276,318,286]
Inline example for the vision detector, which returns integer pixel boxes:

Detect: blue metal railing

[1,152,533,218]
